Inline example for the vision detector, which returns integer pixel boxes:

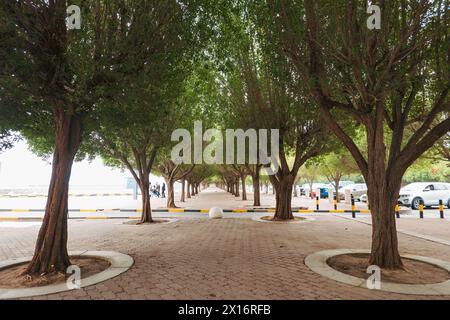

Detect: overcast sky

[0,140,164,190]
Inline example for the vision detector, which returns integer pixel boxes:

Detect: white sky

[0,140,164,190]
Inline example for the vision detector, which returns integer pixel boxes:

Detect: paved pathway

[0,188,449,300]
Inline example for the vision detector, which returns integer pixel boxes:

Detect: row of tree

[0,0,448,275]
[204,0,449,269]
[0,0,214,275]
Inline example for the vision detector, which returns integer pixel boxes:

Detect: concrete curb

[0,208,371,213]
[252,214,315,224]
[0,193,132,198]
[0,251,134,299]
[304,249,450,295]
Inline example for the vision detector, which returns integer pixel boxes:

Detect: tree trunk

[139,176,153,224]
[26,110,82,275]
[293,184,298,197]
[308,181,314,198]
[241,175,247,200]
[187,181,191,198]
[334,179,340,203]
[180,179,186,202]
[235,180,240,197]
[252,173,261,206]
[273,175,294,221]
[367,177,403,269]
[165,178,176,208]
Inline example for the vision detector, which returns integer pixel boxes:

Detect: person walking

[161,183,166,198]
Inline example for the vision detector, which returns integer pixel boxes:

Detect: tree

[0,131,20,153]
[322,151,358,202]
[0,0,109,275]
[155,154,195,208]
[264,0,449,268]
[300,162,323,199]
[246,164,263,205]
[90,1,204,223]
[188,165,214,195]
[213,6,329,220]
[426,131,450,165]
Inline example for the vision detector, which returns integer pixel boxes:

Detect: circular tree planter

[305,249,450,295]
[252,215,315,224]
[121,218,178,225]
[0,251,133,299]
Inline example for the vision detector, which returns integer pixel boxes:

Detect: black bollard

[351,197,356,218]
[419,199,424,219]
[439,200,444,219]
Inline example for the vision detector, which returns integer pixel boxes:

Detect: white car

[398,182,450,210]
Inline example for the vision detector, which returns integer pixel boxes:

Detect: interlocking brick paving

[0,190,449,300]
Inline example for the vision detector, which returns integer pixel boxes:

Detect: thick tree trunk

[367,178,403,269]
[273,175,294,221]
[365,123,403,269]
[165,178,176,208]
[235,181,240,197]
[26,110,82,275]
[191,183,195,196]
[252,174,261,206]
[139,177,153,224]
[293,184,298,197]
[180,179,186,202]
[241,175,247,200]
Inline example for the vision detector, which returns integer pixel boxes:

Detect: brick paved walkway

[0,189,449,300]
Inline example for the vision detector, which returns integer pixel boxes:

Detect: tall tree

[90,0,196,223]
[263,0,449,268]
[213,6,329,219]
[0,0,108,275]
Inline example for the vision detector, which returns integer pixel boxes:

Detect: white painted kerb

[0,250,134,299]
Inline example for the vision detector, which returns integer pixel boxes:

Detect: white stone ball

[209,207,223,219]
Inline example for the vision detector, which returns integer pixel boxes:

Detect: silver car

[337,183,367,201]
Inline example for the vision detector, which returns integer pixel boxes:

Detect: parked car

[359,194,368,203]
[329,180,355,189]
[398,182,450,210]
[301,183,329,197]
[336,183,367,201]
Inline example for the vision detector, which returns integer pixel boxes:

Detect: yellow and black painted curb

[0,208,371,221]
[0,192,132,198]
[0,208,370,213]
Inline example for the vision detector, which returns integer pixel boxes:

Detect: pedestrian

[162,183,166,198]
